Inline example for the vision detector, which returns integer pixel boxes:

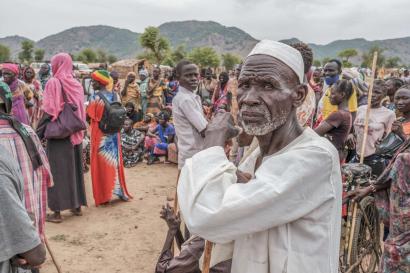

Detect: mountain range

[1,20,410,65]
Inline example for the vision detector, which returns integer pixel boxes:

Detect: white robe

[178,128,342,273]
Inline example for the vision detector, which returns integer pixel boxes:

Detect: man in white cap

[177,40,342,273]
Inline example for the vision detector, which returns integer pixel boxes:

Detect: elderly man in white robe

[177,40,342,273]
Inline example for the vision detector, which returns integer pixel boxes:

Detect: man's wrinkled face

[237,54,304,136]
[2,69,16,84]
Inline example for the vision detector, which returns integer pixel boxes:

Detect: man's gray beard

[240,105,288,136]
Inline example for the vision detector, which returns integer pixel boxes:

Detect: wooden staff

[360,51,378,163]
[173,170,181,215]
[44,237,63,273]
[202,241,214,273]
[347,51,378,264]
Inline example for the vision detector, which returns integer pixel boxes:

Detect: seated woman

[134,113,157,133]
[125,101,142,124]
[315,79,353,162]
[121,118,145,168]
[144,112,175,165]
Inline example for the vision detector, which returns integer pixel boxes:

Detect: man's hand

[236,170,252,184]
[344,186,372,203]
[345,133,356,150]
[160,204,181,230]
[204,112,240,149]
[11,257,42,270]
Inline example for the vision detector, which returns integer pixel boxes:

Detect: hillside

[158,20,258,56]
[36,25,141,59]
[0,35,34,57]
[1,21,410,65]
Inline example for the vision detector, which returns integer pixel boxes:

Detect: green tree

[313,60,321,67]
[77,48,97,63]
[107,55,117,64]
[385,56,401,68]
[34,49,45,62]
[188,47,220,68]
[161,45,188,67]
[222,53,242,71]
[337,48,358,63]
[18,40,34,63]
[361,45,385,68]
[139,26,170,65]
[96,49,108,63]
[171,45,187,64]
[162,55,175,67]
[0,44,11,62]
[137,51,156,64]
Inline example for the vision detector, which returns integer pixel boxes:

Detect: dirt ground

[41,163,178,273]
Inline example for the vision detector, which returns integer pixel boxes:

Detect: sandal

[70,208,83,216]
[46,213,62,223]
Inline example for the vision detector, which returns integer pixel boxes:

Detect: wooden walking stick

[44,237,63,273]
[202,241,214,273]
[347,51,378,264]
[360,51,378,164]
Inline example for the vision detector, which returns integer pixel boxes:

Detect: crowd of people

[0,39,409,273]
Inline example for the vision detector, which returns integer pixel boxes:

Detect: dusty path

[42,163,178,273]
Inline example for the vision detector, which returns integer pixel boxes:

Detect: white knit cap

[247,40,304,84]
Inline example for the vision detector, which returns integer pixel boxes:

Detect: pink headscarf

[2,63,19,75]
[42,53,85,145]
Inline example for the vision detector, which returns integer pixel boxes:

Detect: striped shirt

[0,120,53,240]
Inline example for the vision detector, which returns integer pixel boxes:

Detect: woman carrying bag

[41,53,87,223]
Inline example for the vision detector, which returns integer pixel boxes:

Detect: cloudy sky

[1,0,409,44]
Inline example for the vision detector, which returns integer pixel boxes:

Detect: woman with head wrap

[42,53,87,223]
[138,69,149,115]
[0,81,53,238]
[23,66,43,128]
[87,70,132,205]
[121,72,141,113]
[144,111,175,165]
[1,63,33,125]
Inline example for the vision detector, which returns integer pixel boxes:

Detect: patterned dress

[87,91,132,205]
[375,150,410,273]
[121,128,144,168]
